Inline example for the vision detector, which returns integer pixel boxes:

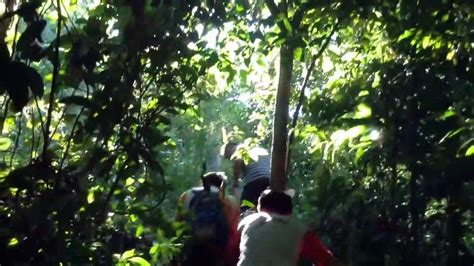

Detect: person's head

[201,171,227,190]
[221,142,238,160]
[257,189,293,216]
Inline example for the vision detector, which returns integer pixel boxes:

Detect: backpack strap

[189,189,208,210]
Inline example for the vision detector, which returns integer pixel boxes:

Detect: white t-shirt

[238,212,306,266]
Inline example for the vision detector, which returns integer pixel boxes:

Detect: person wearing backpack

[237,189,335,266]
[221,142,271,213]
[176,172,239,266]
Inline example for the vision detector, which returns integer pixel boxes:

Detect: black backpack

[187,188,230,246]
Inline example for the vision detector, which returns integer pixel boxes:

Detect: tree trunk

[270,44,294,192]
[409,165,420,264]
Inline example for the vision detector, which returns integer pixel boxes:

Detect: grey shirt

[237,212,306,266]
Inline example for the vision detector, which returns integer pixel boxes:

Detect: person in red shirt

[237,189,335,266]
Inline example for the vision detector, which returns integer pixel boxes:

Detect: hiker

[221,142,271,212]
[176,172,239,266]
[237,189,335,266]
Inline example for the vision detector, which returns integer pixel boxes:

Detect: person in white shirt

[238,189,335,266]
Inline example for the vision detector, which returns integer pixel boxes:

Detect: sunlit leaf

[282,18,293,33]
[121,249,135,259]
[294,47,303,61]
[397,29,415,41]
[8,237,19,247]
[422,36,431,49]
[439,127,466,143]
[87,190,95,204]
[126,177,135,186]
[241,200,255,209]
[355,147,366,164]
[128,256,150,266]
[0,137,12,151]
[149,244,159,255]
[466,146,474,156]
[135,224,144,237]
[354,103,372,118]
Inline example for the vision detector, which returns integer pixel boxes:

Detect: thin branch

[30,109,35,162]
[278,0,288,15]
[286,24,337,172]
[144,85,190,127]
[290,24,337,131]
[9,113,23,168]
[11,18,19,58]
[42,0,62,159]
[291,1,314,28]
[39,1,53,17]
[50,87,78,138]
[0,11,17,24]
[264,0,282,18]
[60,0,78,31]
[34,96,46,141]
[112,167,167,215]
[59,106,85,170]
[100,160,127,218]
[264,0,288,33]
[0,98,10,134]
[59,78,90,170]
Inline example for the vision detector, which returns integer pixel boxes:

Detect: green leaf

[241,200,255,209]
[422,36,431,49]
[397,29,415,41]
[236,4,245,14]
[282,18,293,33]
[294,47,303,62]
[439,127,466,143]
[135,224,144,237]
[466,146,474,156]
[121,249,135,259]
[0,61,44,111]
[355,147,366,164]
[8,237,19,247]
[0,137,12,151]
[24,65,44,96]
[441,13,449,22]
[126,177,135,186]
[87,190,95,204]
[16,20,47,58]
[128,256,150,266]
[440,108,456,120]
[149,244,159,255]
[16,2,41,23]
[59,96,98,110]
[354,103,372,118]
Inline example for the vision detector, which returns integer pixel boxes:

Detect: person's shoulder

[223,195,239,207]
[250,146,269,156]
[178,189,191,200]
[242,212,262,221]
[288,216,309,234]
[238,212,268,229]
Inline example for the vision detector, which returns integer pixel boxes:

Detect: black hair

[258,190,292,215]
[201,172,226,190]
[221,142,238,159]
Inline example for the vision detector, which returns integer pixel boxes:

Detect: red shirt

[299,231,334,266]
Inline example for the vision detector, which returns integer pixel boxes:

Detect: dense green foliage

[0,0,473,265]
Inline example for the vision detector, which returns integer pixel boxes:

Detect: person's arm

[175,192,188,221]
[299,231,334,266]
[231,159,243,198]
[222,196,241,265]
